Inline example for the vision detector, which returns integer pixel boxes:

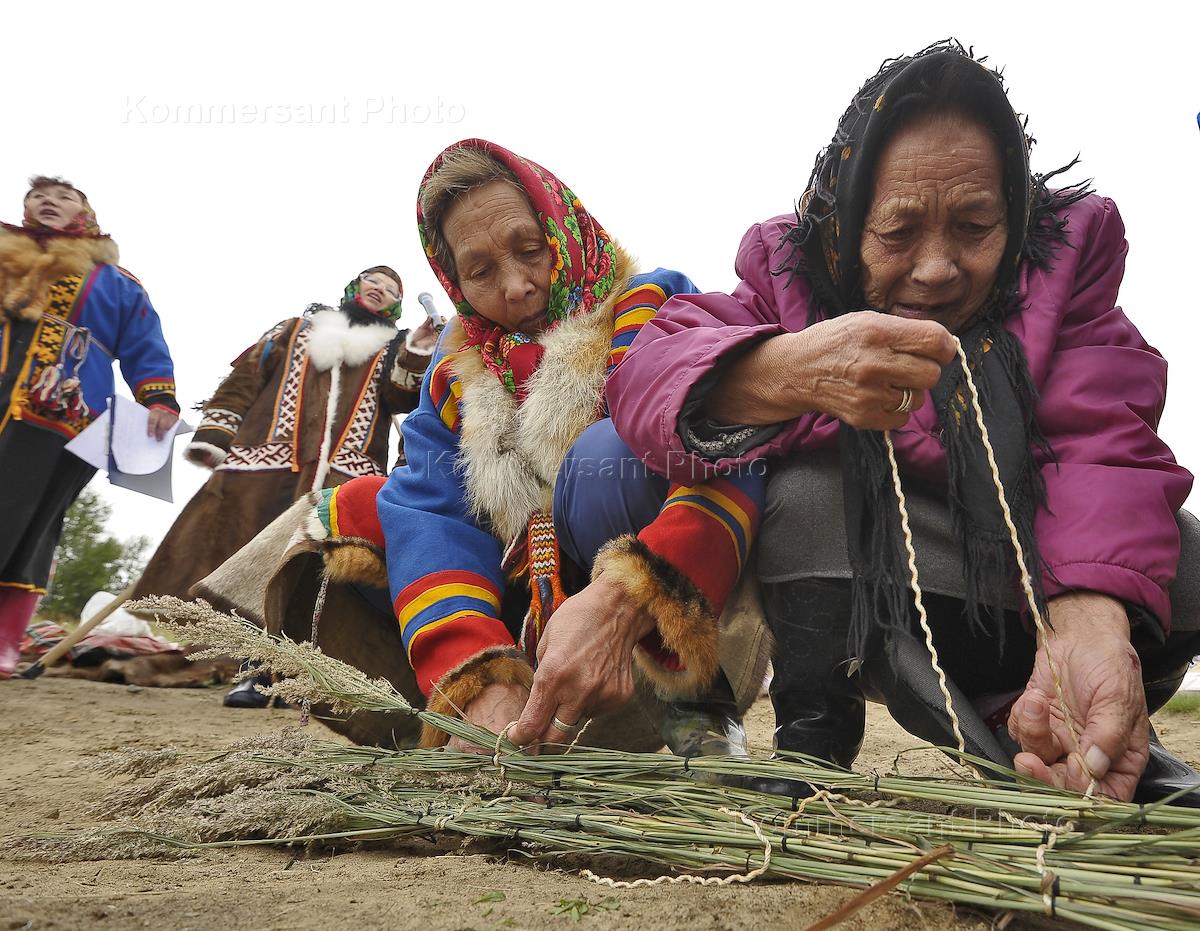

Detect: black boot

[858,626,1015,772]
[749,579,867,797]
[1132,638,1200,806]
[1133,729,1200,807]
[223,660,279,709]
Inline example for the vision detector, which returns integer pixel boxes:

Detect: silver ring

[552,715,581,734]
[892,387,914,414]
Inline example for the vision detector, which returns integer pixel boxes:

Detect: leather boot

[858,625,1015,771]
[659,671,749,785]
[0,588,39,679]
[223,660,277,709]
[748,579,867,797]
[660,671,748,759]
[1132,639,1200,806]
[1134,729,1200,807]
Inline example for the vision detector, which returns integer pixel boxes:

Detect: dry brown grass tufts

[92,745,183,778]
[89,730,317,819]
[131,597,415,717]
[8,829,197,863]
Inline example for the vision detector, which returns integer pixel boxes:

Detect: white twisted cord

[581,808,771,888]
[950,337,1093,795]
[998,810,1076,835]
[783,789,897,831]
[883,431,967,756]
[493,721,518,782]
[1035,829,1061,915]
[563,719,592,754]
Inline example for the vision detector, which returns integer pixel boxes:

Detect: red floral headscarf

[417,139,618,396]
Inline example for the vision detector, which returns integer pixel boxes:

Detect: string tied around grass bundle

[494,722,517,782]
[997,810,1076,836]
[782,789,897,832]
[882,335,1095,794]
[1036,829,1062,917]
[995,807,1072,915]
[580,807,772,888]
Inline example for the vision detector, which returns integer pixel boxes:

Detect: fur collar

[0,227,120,321]
[450,247,636,543]
[305,309,396,372]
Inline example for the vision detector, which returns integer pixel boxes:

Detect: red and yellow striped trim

[430,355,464,433]
[608,282,667,371]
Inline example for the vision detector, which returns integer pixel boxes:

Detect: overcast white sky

[4,1,1197,547]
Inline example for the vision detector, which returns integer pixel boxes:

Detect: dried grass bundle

[30,596,1198,931]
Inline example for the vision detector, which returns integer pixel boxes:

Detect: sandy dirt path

[3,676,1196,930]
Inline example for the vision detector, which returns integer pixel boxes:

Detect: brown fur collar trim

[591,534,720,699]
[420,647,534,747]
[446,245,637,544]
[0,227,120,320]
[322,538,389,590]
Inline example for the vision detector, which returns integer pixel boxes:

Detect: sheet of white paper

[64,409,113,470]
[64,397,193,502]
[108,455,180,502]
[109,395,193,475]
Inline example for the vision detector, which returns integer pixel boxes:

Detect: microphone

[417,292,447,331]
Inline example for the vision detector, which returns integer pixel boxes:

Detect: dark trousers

[553,419,670,572]
[0,421,97,590]
[759,452,1200,765]
[355,419,675,618]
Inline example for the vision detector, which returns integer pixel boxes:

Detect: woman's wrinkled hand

[1008,592,1149,800]
[146,407,179,441]
[794,313,956,429]
[506,575,654,750]
[704,313,956,430]
[446,680,532,755]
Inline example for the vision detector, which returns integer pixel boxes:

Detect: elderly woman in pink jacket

[608,41,1200,803]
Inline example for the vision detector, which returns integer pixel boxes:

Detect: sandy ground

[2,678,1198,931]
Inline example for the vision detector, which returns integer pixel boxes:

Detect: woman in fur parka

[130,267,435,676]
[257,140,772,756]
[0,177,178,678]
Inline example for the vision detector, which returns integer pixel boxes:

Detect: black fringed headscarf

[776,40,1092,654]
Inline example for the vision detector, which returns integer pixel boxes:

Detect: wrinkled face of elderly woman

[859,109,1008,334]
[442,180,554,334]
[25,184,86,231]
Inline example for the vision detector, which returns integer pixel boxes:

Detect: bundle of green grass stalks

[31,597,1200,931]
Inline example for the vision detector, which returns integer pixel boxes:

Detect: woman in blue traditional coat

[0,177,178,676]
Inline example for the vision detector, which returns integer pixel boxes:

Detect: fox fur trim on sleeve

[590,534,720,699]
[300,489,390,591]
[321,539,390,591]
[420,647,534,748]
